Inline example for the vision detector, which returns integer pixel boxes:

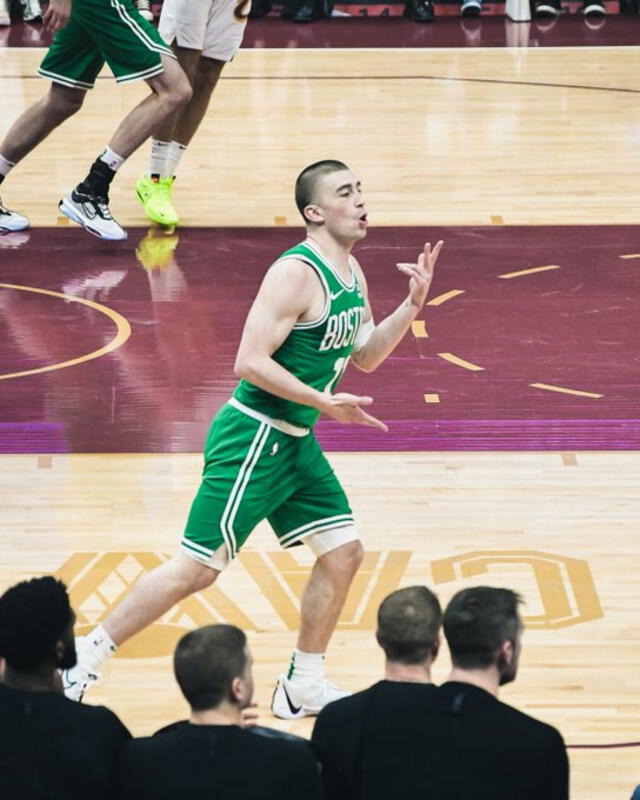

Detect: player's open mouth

[359,213,368,224]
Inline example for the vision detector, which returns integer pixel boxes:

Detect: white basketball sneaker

[0,198,29,232]
[271,674,351,719]
[61,637,101,702]
[59,188,127,241]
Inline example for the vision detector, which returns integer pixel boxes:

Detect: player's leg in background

[60,54,192,240]
[0,83,85,165]
[0,83,85,231]
[107,54,192,162]
[136,45,208,227]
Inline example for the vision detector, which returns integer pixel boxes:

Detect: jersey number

[325,356,350,393]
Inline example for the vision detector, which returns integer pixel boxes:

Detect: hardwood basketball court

[1,23,640,798]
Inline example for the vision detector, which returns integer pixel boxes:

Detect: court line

[438,352,485,371]
[5,74,640,95]
[0,283,131,381]
[567,741,640,749]
[411,320,428,338]
[427,289,465,306]
[531,382,603,399]
[499,265,560,279]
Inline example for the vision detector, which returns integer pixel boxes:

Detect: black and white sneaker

[59,188,127,241]
[581,0,605,13]
[534,0,561,15]
[0,198,29,232]
[271,674,350,719]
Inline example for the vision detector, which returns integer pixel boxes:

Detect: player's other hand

[44,0,72,32]
[396,240,443,309]
[321,393,388,432]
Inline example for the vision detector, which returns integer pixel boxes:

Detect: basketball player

[63,160,443,719]
[0,0,192,240]
[135,0,250,227]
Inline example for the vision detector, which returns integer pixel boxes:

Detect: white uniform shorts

[158,0,250,62]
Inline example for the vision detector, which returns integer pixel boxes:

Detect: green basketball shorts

[39,0,175,89]
[182,399,355,568]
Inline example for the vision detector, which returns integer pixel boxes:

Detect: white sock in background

[287,649,326,685]
[165,141,187,179]
[149,139,171,178]
[99,146,125,172]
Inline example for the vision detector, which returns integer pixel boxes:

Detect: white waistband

[228,397,310,438]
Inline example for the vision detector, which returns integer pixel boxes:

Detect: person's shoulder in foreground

[117,720,320,799]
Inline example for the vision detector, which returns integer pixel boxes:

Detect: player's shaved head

[376,586,442,665]
[295,159,350,223]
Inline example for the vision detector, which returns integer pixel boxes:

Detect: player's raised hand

[396,240,443,309]
[322,393,388,432]
[44,0,71,32]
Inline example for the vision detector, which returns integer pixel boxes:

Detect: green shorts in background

[182,401,354,566]
[39,0,174,89]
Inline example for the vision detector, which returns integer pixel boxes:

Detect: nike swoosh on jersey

[330,289,345,300]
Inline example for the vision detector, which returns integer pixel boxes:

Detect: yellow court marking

[490,215,504,225]
[619,254,640,259]
[499,265,561,279]
[411,320,428,338]
[531,382,603,399]
[423,393,440,404]
[427,289,465,306]
[0,283,132,381]
[438,352,485,372]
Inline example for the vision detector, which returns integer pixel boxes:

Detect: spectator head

[0,576,76,674]
[376,586,442,665]
[443,587,523,686]
[174,624,253,713]
[295,160,366,239]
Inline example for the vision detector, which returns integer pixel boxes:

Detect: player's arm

[350,241,443,373]
[234,259,387,431]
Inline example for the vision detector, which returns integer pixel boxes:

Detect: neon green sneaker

[135,175,179,227]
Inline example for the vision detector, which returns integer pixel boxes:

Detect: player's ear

[304,204,323,225]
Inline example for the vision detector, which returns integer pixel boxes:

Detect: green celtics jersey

[233,241,366,427]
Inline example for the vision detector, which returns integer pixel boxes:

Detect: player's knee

[194,58,224,94]
[178,557,218,593]
[325,538,364,577]
[165,72,193,111]
[48,85,85,119]
[343,539,365,572]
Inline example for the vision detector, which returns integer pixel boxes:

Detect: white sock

[82,625,117,670]
[149,138,170,177]
[165,140,187,178]
[287,649,325,684]
[99,146,125,173]
[0,153,15,179]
